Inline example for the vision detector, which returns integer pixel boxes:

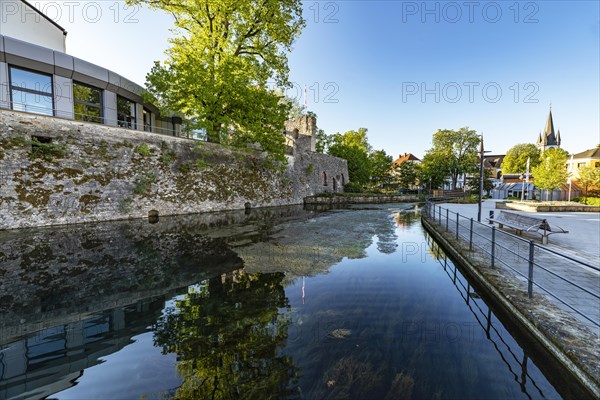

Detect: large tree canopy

[501,143,541,174]
[421,127,480,190]
[132,0,305,164]
[325,128,393,189]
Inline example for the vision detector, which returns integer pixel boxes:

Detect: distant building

[439,155,504,193]
[391,153,421,190]
[567,144,600,180]
[484,155,505,180]
[392,152,421,167]
[536,108,561,152]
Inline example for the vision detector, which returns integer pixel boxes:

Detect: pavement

[431,199,600,336]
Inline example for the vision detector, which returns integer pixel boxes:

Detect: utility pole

[568,154,574,202]
[478,135,484,222]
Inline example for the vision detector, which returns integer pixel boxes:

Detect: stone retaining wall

[0,109,348,229]
[497,202,600,212]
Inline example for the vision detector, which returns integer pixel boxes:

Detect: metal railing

[1,101,188,138]
[422,199,600,331]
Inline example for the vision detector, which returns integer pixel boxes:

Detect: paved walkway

[428,200,600,336]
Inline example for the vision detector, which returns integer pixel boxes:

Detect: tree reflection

[153,270,298,399]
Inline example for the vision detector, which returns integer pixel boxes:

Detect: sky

[27,0,600,159]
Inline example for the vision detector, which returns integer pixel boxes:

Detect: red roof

[392,153,420,166]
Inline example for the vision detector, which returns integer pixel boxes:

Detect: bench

[487,211,568,244]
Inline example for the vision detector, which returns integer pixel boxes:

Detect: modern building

[0,0,182,135]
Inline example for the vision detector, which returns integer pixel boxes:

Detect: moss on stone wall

[0,109,347,229]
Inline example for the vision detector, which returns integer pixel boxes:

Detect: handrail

[422,199,600,329]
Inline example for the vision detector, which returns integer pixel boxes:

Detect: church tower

[536,108,562,152]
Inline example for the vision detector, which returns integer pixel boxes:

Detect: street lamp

[477,134,491,222]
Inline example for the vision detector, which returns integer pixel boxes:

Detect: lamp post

[477,134,491,222]
[478,136,484,222]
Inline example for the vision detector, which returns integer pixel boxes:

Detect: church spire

[544,108,555,139]
[536,107,561,151]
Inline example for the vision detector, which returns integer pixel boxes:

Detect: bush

[573,197,600,206]
[343,182,363,193]
[134,143,151,157]
[30,138,67,161]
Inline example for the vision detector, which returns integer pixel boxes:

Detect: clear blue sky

[51,1,599,159]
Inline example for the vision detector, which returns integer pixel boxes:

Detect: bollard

[489,210,494,224]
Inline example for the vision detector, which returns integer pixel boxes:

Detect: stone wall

[0,109,348,229]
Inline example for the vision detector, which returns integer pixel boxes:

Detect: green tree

[392,161,419,189]
[369,150,393,188]
[418,154,447,190]
[577,164,600,201]
[501,143,541,174]
[532,148,569,201]
[333,128,372,153]
[315,129,331,153]
[466,168,494,195]
[328,141,371,187]
[131,0,305,165]
[421,127,480,190]
[153,270,298,399]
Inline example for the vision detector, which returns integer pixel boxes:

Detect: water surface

[0,205,568,399]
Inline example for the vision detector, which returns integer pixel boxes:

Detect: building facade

[567,145,600,181]
[0,0,182,135]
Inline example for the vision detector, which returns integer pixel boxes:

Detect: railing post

[438,206,442,225]
[456,213,459,239]
[445,209,449,231]
[469,218,474,251]
[528,241,535,298]
[491,227,496,269]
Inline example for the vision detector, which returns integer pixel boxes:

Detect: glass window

[11,90,53,116]
[9,66,53,116]
[10,67,53,92]
[577,162,586,168]
[73,82,103,123]
[143,108,152,132]
[117,96,136,129]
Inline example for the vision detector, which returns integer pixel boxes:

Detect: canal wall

[304,194,420,204]
[421,216,600,398]
[0,109,348,229]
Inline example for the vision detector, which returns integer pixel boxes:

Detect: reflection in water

[425,235,546,399]
[154,270,297,399]
[0,204,580,399]
[0,296,168,400]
